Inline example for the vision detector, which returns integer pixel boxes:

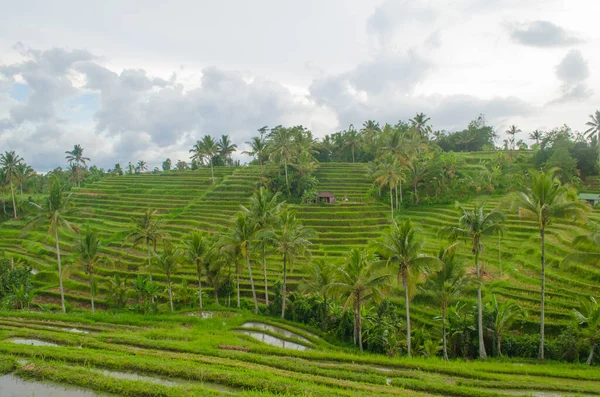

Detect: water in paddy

[7,338,59,347]
[241,322,312,343]
[240,330,311,351]
[100,370,237,393]
[0,374,113,397]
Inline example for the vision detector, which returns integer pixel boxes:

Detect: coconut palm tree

[23,178,79,313]
[190,135,219,183]
[487,295,526,357]
[572,296,600,365]
[153,240,183,312]
[136,160,147,173]
[505,125,521,151]
[65,144,90,187]
[220,212,259,314]
[271,210,314,318]
[343,126,360,163]
[514,168,588,359]
[331,248,392,351]
[528,130,544,147]
[75,227,102,314]
[0,151,23,218]
[423,244,468,360]
[14,163,34,200]
[409,113,432,137]
[126,209,168,280]
[184,231,212,311]
[241,187,284,305]
[373,219,442,357]
[217,134,238,165]
[267,126,294,193]
[374,155,404,218]
[300,257,335,330]
[445,202,506,360]
[585,110,600,158]
[242,133,268,170]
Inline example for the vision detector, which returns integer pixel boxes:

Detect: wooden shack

[317,192,336,204]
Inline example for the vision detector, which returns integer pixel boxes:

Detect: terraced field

[1,311,599,396]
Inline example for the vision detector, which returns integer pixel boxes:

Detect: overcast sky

[0,0,598,171]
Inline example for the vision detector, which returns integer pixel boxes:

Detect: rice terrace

[2,2,600,396]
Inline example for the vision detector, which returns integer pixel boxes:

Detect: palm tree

[374,156,404,218]
[409,113,432,137]
[184,231,212,311]
[126,209,168,280]
[423,244,468,360]
[373,219,442,357]
[220,212,259,314]
[487,295,526,357]
[300,257,335,330]
[190,135,219,183]
[330,248,392,351]
[217,134,238,165]
[572,296,600,365]
[271,210,314,318]
[514,168,588,359]
[24,178,79,313]
[505,125,521,151]
[242,187,284,305]
[153,240,182,312]
[529,130,544,147]
[75,227,102,314]
[585,110,600,159]
[136,160,147,173]
[0,151,23,218]
[343,126,360,163]
[243,133,268,170]
[268,126,294,193]
[445,202,505,360]
[14,163,34,200]
[65,144,90,187]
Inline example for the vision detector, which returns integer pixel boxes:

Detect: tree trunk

[476,251,487,360]
[586,339,595,365]
[213,283,220,305]
[197,266,203,311]
[167,273,174,312]
[498,233,502,278]
[89,271,95,314]
[404,275,412,358]
[497,334,502,358]
[10,179,17,219]
[357,294,363,352]
[262,246,269,305]
[245,252,259,315]
[353,300,357,346]
[284,161,290,194]
[210,158,215,184]
[539,228,546,360]
[352,148,355,163]
[442,304,448,361]
[389,185,394,220]
[236,265,240,309]
[20,184,23,201]
[321,296,327,331]
[281,254,287,319]
[55,228,66,313]
[395,185,398,210]
[399,179,403,203]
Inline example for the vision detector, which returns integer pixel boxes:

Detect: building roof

[579,193,600,200]
[317,192,336,198]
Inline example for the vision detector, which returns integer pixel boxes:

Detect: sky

[0,0,598,171]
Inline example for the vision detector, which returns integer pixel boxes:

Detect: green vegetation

[1,114,600,395]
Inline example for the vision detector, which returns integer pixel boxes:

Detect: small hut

[317,192,336,204]
[579,193,600,206]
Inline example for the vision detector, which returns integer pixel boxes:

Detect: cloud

[367,0,438,46]
[510,20,581,48]
[0,44,331,170]
[310,54,534,132]
[549,49,592,104]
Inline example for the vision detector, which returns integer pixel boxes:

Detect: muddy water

[99,369,237,393]
[241,322,312,343]
[0,374,113,396]
[7,338,59,347]
[240,330,311,351]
